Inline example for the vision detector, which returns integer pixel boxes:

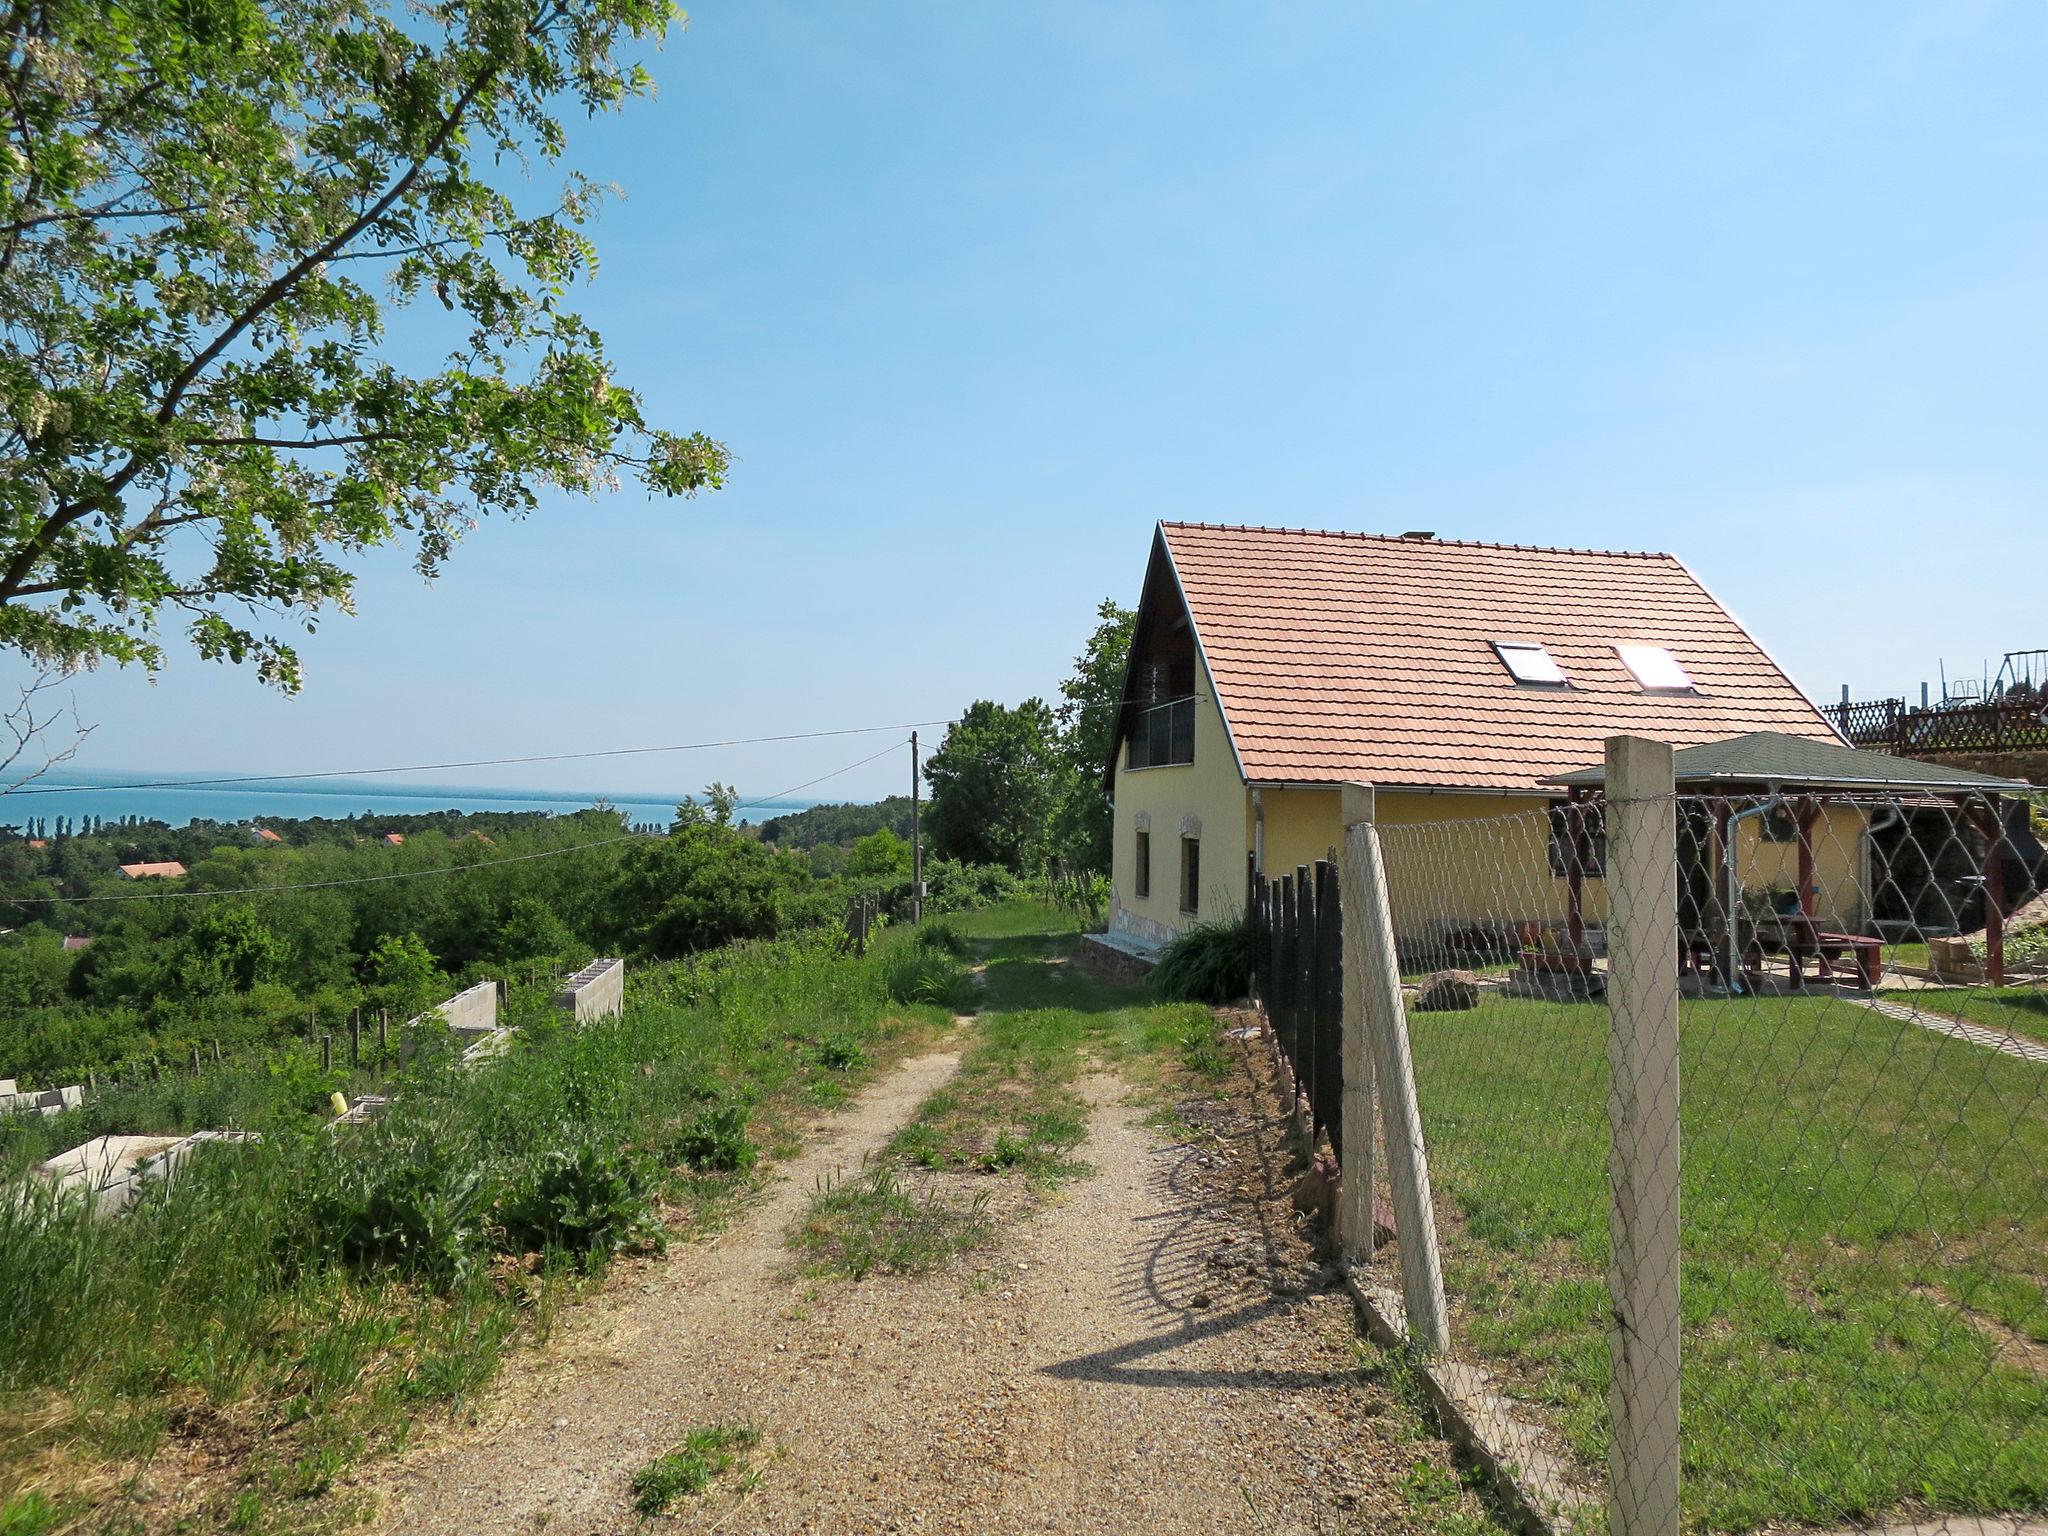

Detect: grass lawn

[1408,991,2048,1532]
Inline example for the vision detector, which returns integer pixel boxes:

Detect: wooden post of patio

[1338,781,1447,1349]
[1604,734,1682,1536]
[1566,786,1587,952]
[1981,794,2006,987]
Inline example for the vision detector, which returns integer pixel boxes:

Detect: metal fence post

[1340,782,1448,1349]
[1337,785,1380,1264]
[1604,734,1682,1536]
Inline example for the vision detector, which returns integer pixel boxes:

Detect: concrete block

[35,1132,262,1219]
[554,958,625,1023]
[433,980,499,1035]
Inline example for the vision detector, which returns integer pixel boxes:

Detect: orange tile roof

[1159,522,1842,792]
[383,832,405,846]
[117,860,187,879]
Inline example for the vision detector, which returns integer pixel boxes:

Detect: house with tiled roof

[1104,522,1847,950]
[117,861,186,880]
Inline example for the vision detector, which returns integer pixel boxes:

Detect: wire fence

[1254,753,2048,1536]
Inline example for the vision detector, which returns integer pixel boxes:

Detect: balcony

[1126,697,1195,769]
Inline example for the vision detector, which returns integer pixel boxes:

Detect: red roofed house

[117,861,187,880]
[253,826,284,844]
[1103,523,1851,953]
[383,833,405,847]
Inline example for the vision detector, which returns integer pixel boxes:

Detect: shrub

[1149,920,1254,1004]
[913,918,969,956]
[881,945,976,1013]
[665,1102,757,1173]
[299,1109,495,1286]
[499,1138,661,1261]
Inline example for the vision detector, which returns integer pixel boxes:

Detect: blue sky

[26,0,2048,807]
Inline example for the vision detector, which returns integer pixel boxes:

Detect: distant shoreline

[0,770,826,830]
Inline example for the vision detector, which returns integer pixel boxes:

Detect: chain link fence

[1268,745,2047,1535]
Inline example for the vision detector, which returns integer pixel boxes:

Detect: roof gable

[1158,522,1841,792]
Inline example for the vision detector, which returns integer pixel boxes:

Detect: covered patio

[1546,731,2034,991]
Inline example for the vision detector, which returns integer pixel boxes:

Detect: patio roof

[1544,731,2032,793]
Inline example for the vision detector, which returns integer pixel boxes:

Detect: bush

[1150,920,1254,1004]
[913,918,969,956]
[499,1138,661,1261]
[881,944,976,1013]
[665,1102,756,1173]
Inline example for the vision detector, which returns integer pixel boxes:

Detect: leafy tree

[845,827,911,883]
[174,902,285,996]
[365,931,441,1017]
[1051,598,1136,873]
[922,699,1062,873]
[612,817,828,958]
[495,895,578,967]
[0,0,726,688]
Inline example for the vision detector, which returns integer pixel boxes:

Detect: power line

[3,720,955,797]
[4,740,910,906]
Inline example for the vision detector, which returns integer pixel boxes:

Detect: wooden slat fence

[1245,852,1345,1160]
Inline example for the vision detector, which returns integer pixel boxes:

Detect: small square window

[1493,641,1569,686]
[1134,830,1151,899]
[1615,643,1696,692]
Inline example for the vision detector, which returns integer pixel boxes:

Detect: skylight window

[1616,643,1696,692]
[1492,641,1569,686]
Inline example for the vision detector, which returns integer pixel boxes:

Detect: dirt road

[364,1031,1481,1535]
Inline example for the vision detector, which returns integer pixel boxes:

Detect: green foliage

[1051,599,1136,873]
[1149,920,1254,1004]
[665,1102,756,1174]
[756,797,914,850]
[913,918,969,956]
[499,1139,661,1262]
[923,699,1064,873]
[845,826,912,882]
[880,944,977,1014]
[613,814,835,958]
[0,0,727,688]
[631,1424,761,1514]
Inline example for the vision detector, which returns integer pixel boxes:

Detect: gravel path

[365,1039,1469,1535]
[361,1041,967,1533]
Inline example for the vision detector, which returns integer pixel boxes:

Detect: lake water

[0,769,819,831]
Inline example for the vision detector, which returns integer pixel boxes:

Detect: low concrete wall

[0,1084,83,1118]
[433,980,499,1040]
[555,958,625,1023]
[37,1131,259,1219]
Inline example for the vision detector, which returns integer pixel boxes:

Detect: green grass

[1409,990,2048,1531]
[0,928,966,1526]
[631,1422,761,1514]
[794,1164,993,1279]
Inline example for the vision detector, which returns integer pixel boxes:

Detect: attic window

[1492,642,1569,687]
[1616,644,1696,692]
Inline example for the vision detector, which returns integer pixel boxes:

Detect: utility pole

[911,731,924,925]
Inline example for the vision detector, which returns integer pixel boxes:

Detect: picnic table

[1681,920,1883,991]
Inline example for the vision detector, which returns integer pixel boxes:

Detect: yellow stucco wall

[1108,650,1250,942]
[1147,783,1872,945]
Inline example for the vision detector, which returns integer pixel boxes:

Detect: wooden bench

[1786,929,1884,990]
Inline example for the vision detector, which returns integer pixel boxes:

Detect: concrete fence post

[1337,784,1381,1265]
[1340,781,1448,1351]
[1603,734,1682,1536]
